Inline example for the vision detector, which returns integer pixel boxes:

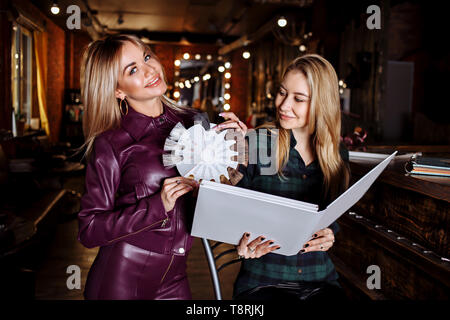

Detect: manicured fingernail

[304,244,309,248]
[300,249,306,253]
[260,237,266,241]
[269,241,274,245]
[245,233,250,237]
[276,247,281,250]
[313,234,317,238]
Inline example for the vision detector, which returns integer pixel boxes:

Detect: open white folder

[191,151,397,256]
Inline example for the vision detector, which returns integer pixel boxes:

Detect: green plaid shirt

[233,129,348,297]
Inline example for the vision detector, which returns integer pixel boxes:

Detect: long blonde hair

[80,34,186,158]
[260,54,349,201]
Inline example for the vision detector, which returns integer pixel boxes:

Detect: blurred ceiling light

[194,76,200,82]
[242,51,250,59]
[179,82,184,89]
[339,80,344,86]
[206,54,212,60]
[223,104,231,111]
[175,71,180,76]
[224,93,231,100]
[308,32,313,37]
[299,45,307,52]
[173,91,180,98]
[218,66,225,73]
[277,16,287,27]
[174,59,181,67]
[195,54,201,60]
[224,72,231,79]
[174,81,179,87]
[185,80,191,87]
[203,74,211,81]
[50,1,60,14]
[183,53,190,60]
[224,83,231,89]
[224,62,231,69]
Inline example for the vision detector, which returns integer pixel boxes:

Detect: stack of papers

[191,152,397,256]
[405,155,450,177]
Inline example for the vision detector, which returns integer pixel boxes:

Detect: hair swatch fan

[162,121,239,182]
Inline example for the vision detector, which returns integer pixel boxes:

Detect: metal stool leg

[201,238,222,300]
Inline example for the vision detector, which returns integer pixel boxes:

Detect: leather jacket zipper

[161,217,169,228]
[107,218,166,244]
[160,255,174,284]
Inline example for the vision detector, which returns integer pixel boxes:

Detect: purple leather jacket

[78,105,203,256]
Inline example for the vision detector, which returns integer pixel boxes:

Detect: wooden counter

[330,151,450,300]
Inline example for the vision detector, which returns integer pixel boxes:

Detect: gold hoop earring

[120,98,128,116]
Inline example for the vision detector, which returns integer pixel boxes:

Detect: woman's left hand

[300,228,335,254]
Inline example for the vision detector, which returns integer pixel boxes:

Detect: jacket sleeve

[328,221,340,235]
[77,136,169,248]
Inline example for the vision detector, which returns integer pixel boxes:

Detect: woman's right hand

[161,176,199,212]
[236,232,280,259]
[216,112,248,137]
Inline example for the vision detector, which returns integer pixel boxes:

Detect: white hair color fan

[163,122,238,182]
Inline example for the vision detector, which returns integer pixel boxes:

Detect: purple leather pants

[84,241,191,300]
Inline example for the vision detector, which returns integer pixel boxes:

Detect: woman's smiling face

[275,70,311,130]
[115,41,167,102]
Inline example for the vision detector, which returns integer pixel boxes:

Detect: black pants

[234,282,347,301]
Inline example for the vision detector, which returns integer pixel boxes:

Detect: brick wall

[230,48,249,121]
[65,32,92,90]
[45,18,65,143]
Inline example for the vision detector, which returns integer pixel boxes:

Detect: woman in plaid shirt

[216,54,350,300]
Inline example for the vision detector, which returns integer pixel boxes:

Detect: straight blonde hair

[260,54,349,201]
[80,34,187,158]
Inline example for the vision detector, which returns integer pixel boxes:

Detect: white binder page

[315,151,397,231]
[203,180,319,212]
[191,184,320,256]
